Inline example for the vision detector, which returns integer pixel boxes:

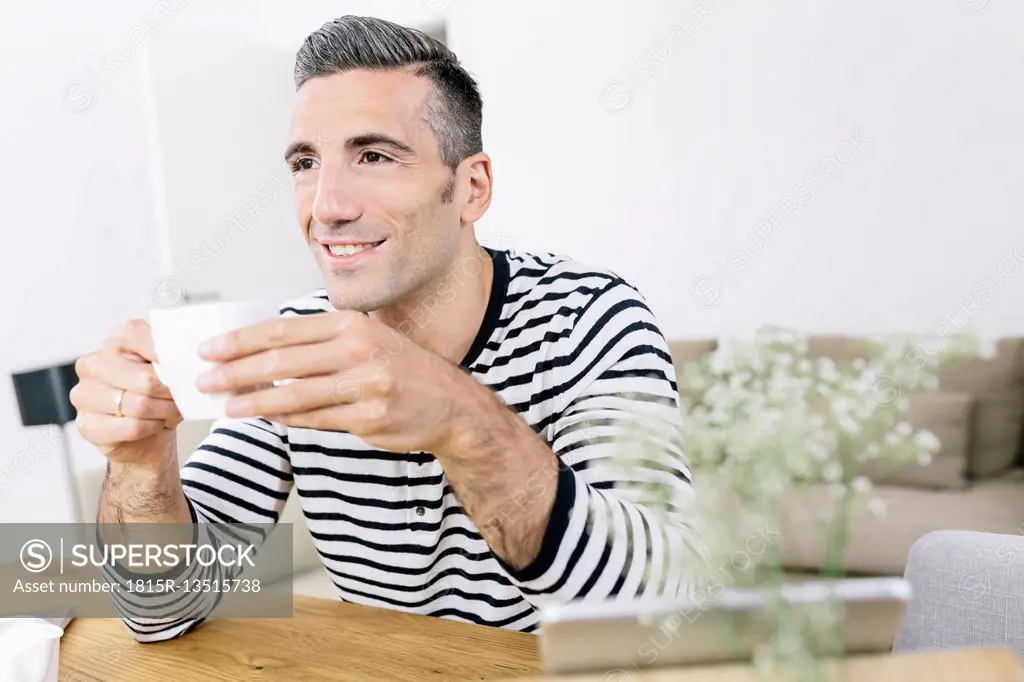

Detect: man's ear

[459,153,493,224]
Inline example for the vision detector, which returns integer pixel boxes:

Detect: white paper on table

[0,618,63,682]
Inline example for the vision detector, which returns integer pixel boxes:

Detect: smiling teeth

[328,243,376,256]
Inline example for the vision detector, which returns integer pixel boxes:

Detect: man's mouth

[326,241,384,256]
[320,239,387,266]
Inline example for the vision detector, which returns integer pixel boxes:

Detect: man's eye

[290,157,318,172]
[360,151,393,165]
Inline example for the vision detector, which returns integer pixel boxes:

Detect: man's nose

[312,165,362,226]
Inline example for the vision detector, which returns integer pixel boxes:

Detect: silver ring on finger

[114,388,128,418]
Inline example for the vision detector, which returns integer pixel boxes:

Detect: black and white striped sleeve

[500,281,706,607]
[113,416,293,642]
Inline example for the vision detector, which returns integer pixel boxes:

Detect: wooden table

[57,597,1021,681]
[59,596,538,681]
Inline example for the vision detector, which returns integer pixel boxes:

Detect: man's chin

[321,279,392,314]
[323,290,375,314]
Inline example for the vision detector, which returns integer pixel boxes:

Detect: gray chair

[894,530,1024,662]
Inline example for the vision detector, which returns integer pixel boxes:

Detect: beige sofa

[668,336,1024,576]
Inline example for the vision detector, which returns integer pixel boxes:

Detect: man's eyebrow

[346,133,416,156]
[284,141,316,161]
[284,134,416,162]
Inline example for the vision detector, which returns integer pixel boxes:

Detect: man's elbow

[121,617,205,643]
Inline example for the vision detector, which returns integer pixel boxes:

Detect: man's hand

[195,312,471,454]
[197,310,561,569]
[72,319,183,463]
[72,319,190,526]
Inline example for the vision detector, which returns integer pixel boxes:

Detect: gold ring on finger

[114,388,127,418]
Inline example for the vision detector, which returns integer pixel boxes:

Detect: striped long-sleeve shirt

[117,248,703,641]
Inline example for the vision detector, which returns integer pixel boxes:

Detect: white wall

[0,1,289,523]
[0,1,453,523]
[451,0,1024,340]
[3,0,1022,522]
[145,29,321,305]
[0,3,165,522]
[259,0,447,47]
[0,1,272,523]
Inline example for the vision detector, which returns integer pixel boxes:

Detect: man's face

[286,69,463,312]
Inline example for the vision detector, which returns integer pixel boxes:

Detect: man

[71,15,702,641]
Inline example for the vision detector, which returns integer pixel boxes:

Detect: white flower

[916,451,934,467]
[822,462,843,483]
[818,358,840,382]
[895,421,913,438]
[861,442,882,460]
[851,476,872,493]
[868,498,887,517]
[913,429,941,453]
[828,483,848,498]
[920,336,945,356]
[978,337,999,360]
[832,397,852,414]
[808,443,830,460]
[834,413,860,435]
[709,350,731,375]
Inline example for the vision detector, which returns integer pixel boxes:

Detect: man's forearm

[98,439,191,525]
[436,377,561,570]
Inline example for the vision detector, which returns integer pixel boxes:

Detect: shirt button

[415,506,426,517]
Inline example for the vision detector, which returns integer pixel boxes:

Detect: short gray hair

[294,16,483,173]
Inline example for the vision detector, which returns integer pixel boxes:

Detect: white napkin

[0,619,63,682]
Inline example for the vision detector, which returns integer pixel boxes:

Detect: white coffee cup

[0,619,63,682]
[150,301,279,421]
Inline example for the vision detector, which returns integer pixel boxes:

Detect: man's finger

[197,311,358,362]
[71,381,179,421]
[103,319,159,363]
[75,352,173,399]
[197,342,359,393]
[223,375,355,418]
[266,404,359,432]
[75,412,169,448]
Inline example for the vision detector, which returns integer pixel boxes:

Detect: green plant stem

[820,485,854,672]
[822,486,853,579]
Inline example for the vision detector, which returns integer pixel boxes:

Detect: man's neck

[370,243,495,366]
